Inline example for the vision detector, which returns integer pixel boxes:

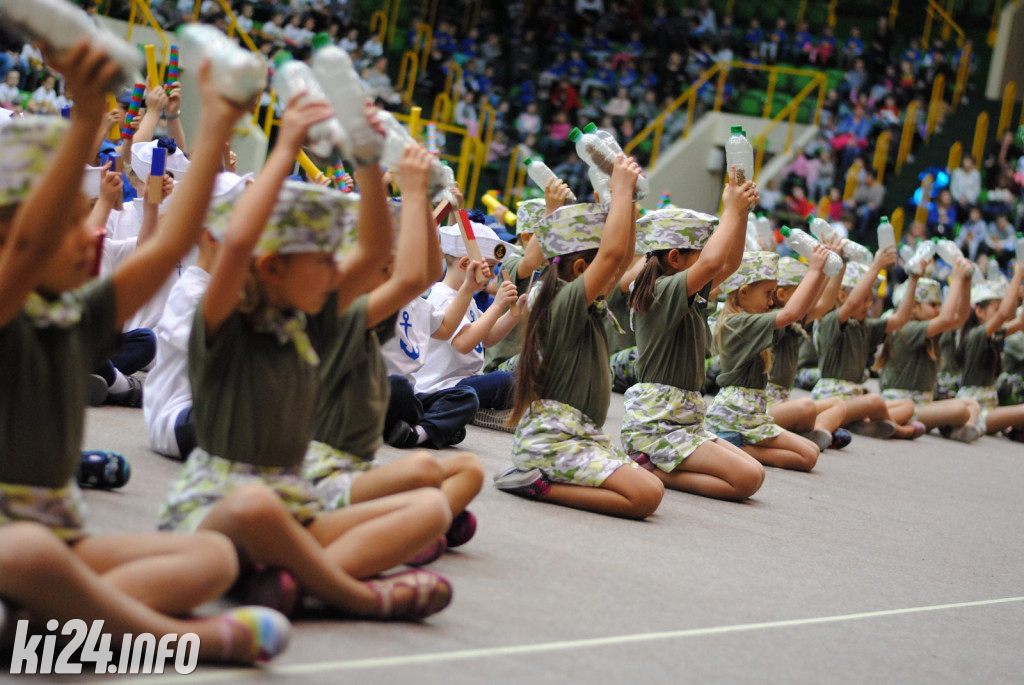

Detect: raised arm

[840,245,895,323]
[85,162,121,230]
[926,257,971,337]
[0,41,119,326]
[986,261,1024,336]
[132,85,167,144]
[777,244,828,328]
[885,273,918,333]
[688,178,758,295]
[201,91,326,336]
[366,144,441,328]
[163,83,187,151]
[583,155,640,304]
[433,261,484,340]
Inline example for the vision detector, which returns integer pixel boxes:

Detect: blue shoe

[830,428,853,449]
[77,451,131,489]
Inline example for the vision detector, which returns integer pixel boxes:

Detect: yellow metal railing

[624,61,827,171]
[914,174,934,225]
[750,72,829,177]
[997,80,1017,137]
[414,22,433,70]
[873,130,892,184]
[370,10,389,44]
[891,207,905,242]
[972,111,990,165]
[126,0,170,80]
[895,100,919,175]
[952,41,972,107]
[947,141,963,171]
[925,73,946,140]
[396,50,419,105]
[923,0,966,48]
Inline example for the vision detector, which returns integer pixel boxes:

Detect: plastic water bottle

[746,218,762,251]
[177,23,266,106]
[842,240,874,265]
[524,157,577,202]
[755,214,774,249]
[987,259,1002,281]
[899,244,915,263]
[1016,232,1024,264]
[588,167,610,209]
[376,109,446,195]
[877,216,895,253]
[780,226,843,277]
[725,125,754,185]
[569,126,617,187]
[0,0,143,90]
[582,122,648,199]
[905,238,936,276]
[312,36,384,166]
[808,215,832,242]
[935,238,973,276]
[272,53,349,159]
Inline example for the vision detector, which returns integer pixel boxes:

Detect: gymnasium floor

[40,386,1024,683]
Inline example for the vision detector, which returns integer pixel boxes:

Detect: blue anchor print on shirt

[468,309,484,354]
[399,310,420,359]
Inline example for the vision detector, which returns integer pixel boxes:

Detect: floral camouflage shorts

[497,354,519,374]
[934,371,961,401]
[998,372,1024,406]
[610,347,638,393]
[0,480,89,543]
[706,385,786,444]
[620,382,718,472]
[512,399,635,487]
[956,385,998,426]
[795,367,820,391]
[811,377,867,400]
[765,382,791,408]
[302,440,378,511]
[880,387,932,420]
[158,448,324,532]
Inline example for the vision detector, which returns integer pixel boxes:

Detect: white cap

[131,140,191,180]
[439,221,515,261]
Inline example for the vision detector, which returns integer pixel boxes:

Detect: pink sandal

[367,569,453,620]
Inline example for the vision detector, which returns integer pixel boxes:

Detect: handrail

[925,73,946,140]
[396,50,419,105]
[432,91,453,123]
[465,101,496,206]
[997,80,1017,137]
[895,100,919,174]
[890,207,905,242]
[415,22,433,70]
[443,62,464,115]
[972,111,989,164]
[914,174,933,225]
[952,42,972,107]
[923,0,966,48]
[210,0,260,54]
[370,9,389,44]
[126,0,170,78]
[750,72,828,177]
[462,0,481,35]
[873,130,892,184]
[947,141,962,171]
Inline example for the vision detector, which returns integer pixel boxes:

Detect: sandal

[445,509,477,548]
[367,569,453,621]
[406,535,448,567]
[236,564,301,618]
[218,606,292,663]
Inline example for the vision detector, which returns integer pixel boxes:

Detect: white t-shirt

[412,282,484,393]
[0,83,20,105]
[143,265,210,457]
[100,234,198,332]
[380,296,445,387]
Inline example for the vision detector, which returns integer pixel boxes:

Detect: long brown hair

[629,250,670,314]
[508,248,599,426]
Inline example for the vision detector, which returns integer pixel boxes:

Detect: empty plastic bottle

[755,214,774,249]
[876,216,895,253]
[780,226,843,277]
[570,127,628,202]
[177,23,266,106]
[525,157,577,202]
[0,0,143,90]
[935,238,973,276]
[1017,233,1024,265]
[899,244,915,263]
[905,238,936,276]
[725,125,754,185]
[312,36,384,166]
[746,218,763,251]
[376,109,446,196]
[582,122,648,199]
[808,215,833,242]
[588,167,610,209]
[987,259,1002,280]
[842,240,874,265]
[272,53,348,159]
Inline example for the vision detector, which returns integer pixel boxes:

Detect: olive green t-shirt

[768,323,804,389]
[538,276,612,426]
[938,330,959,373]
[879,320,936,392]
[1004,333,1024,377]
[604,285,635,353]
[634,270,712,391]
[960,324,1004,387]
[797,325,818,369]
[311,295,396,460]
[716,312,779,389]
[483,252,530,372]
[0,279,117,488]
[817,309,888,382]
[189,297,340,468]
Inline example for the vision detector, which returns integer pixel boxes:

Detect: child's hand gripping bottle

[271,52,349,160]
[312,35,384,167]
[525,157,577,202]
[780,226,843,277]
[582,122,648,199]
[177,23,266,106]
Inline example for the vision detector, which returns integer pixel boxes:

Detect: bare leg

[655,439,765,501]
[350,453,444,504]
[769,398,817,432]
[196,485,378,615]
[915,399,972,430]
[743,431,819,471]
[885,399,916,424]
[72,531,238,615]
[535,465,664,519]
[437,452,485,516]
[813,397,847,432]
[0,523,262,663]
[308,489,451,579]
[983,404,1024,434]
[842,393,893,423]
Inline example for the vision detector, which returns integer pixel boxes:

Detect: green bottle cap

[880,216,888,222]
[731,125,743,134]
[568,127,582,142]
[583,122,597,133]
[780,226,792,237]
[524,157,534,165]
[272,51,294,68]
[311,32,332,50]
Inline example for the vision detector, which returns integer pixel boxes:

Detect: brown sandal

[367,569,453,620]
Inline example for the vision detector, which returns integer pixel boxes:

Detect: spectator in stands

[984,212,1017,269]
[515,102,542,140]
[454,90,480,137]
[950,155,981,219]
[927,188,957,238]
[839,25,864,70]
[957,206,988,262]
[812,25,837,66]
[604,86,632,120]
[0,69,20,110]
[849,167,885,242]
[984,130,1022,179]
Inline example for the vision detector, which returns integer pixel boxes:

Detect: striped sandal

[367,569,453,621]
[218,606,292,663]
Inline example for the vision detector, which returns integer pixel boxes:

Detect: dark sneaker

[448,427,467,446]
[829,428,852,450]
[107,375,143,407]
[627,451,656,471]
[76,451,131,489]
[385,420,419,449]
[471,408,514,433]
[798,428,833,452]
[492,466,551,498]
[846,420,896,439]
[445,510,477,548]
[87,374,108,407]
